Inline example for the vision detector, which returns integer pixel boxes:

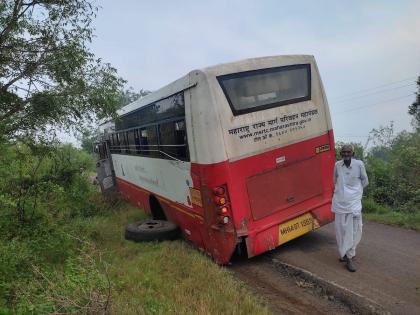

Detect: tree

[74,87,151,153]
[408,76,420,129]
[118,88,151,108]
[365,121,394,161]
[76,126,100,153]
[0,0,125,139]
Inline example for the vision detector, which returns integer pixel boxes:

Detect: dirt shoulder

[230,257,353,315]
[232,221,420,314]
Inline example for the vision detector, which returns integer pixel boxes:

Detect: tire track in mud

[229,256,353,315]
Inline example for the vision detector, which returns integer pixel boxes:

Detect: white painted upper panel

[192,55,332,163]
[112,154,193,207]
[105,55,332,165]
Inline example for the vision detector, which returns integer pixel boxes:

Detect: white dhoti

[334,213,363,259]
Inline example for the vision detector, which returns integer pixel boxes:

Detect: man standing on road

[332,144,369,272]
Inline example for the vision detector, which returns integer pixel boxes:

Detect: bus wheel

[150,196,167,220]
[124,219,180,242]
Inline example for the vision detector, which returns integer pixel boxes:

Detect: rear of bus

[196,55,335,261]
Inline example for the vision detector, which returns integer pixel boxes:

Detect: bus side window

[175,120,189,161]
[118,132,126,153]
[109,134,114,153]
[159,121,176,159]
[146,126,158,157]
[115,133,121,153]
[134,129,141,154]
[139,128,149,155]
[139,126,158,156]
[112,134,118,153]
[127,130,136,155]
[158,120,189,161]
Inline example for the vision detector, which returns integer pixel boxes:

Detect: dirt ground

[229,221,420,315]
[230,257,353,315]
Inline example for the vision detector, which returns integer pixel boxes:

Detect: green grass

[1,200,271,314]
[78,203,271,315]
[362,198,420,230]
[0,139,272,315]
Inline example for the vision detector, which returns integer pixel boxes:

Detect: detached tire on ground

[125,220,180,242]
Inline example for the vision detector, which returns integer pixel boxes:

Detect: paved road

[269,221,420,314]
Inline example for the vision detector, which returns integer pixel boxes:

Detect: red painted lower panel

[115,177,235,264]
[247,155,323,220]
[115,130,335,264]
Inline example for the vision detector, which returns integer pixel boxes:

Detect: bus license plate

[278,213,313,245]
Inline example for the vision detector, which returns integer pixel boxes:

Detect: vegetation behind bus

[0,0,125,141]
[335,78,420,229]
[0,1,269,312]
[0,142,270,314]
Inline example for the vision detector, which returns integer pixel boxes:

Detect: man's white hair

[341,144,354,151]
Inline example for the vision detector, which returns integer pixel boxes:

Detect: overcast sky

[88,0,420,144]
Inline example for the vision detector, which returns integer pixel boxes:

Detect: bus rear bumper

[244,202,334,258]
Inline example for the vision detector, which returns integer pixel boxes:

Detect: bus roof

[99,54,315,127]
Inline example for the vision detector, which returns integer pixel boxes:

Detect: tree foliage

[408,76,420,129]
[0,0,125,139]
[364,126,420,213]
[0,141,96,225]
[0,141,113,313]
[76,126,100,153]
[75,87,151,154]
[336,120,419,214]
[118,87,151,108]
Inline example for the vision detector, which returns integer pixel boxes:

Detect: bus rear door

[95,141,117,195]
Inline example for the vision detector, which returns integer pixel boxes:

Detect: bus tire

[124,219,180,242]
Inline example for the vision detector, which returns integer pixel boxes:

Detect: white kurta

[332,159,368,259]
[332,159,369,215]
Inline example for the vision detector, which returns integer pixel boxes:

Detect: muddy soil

[230,256,352,315]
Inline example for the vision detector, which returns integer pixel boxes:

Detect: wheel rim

[137,220,164,231]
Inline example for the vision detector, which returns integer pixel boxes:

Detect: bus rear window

[217,64,311,116]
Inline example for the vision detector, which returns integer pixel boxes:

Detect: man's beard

[343,156,352,162]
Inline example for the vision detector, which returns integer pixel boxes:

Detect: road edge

[271,258,390,315]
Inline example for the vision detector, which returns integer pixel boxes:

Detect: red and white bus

[96,55,335,264]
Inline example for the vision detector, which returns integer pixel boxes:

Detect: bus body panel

[115,176,207,246]
[114,169,237,264]
[184,71,228,164]
[100,55,335,264]
[109,133,334,265]
[190,56,335,261]
[227,132,334,225]
[188,131,335,261]
[111,128,334,264]
[206,56,331,162]
[112,154,193,208]
[227,132,335,257]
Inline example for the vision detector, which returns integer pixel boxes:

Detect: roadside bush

[0,141,97,230]
[365,156,394,205]
[362,197,393,214]
[336,127,419,228]
[365,130,420,213]
[12,244,110,315]
[0,140,112,312]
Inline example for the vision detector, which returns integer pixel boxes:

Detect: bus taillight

[213,186,225,195]
[213,196,226,205]
[219,206,229,215]
[213,185,230,224]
